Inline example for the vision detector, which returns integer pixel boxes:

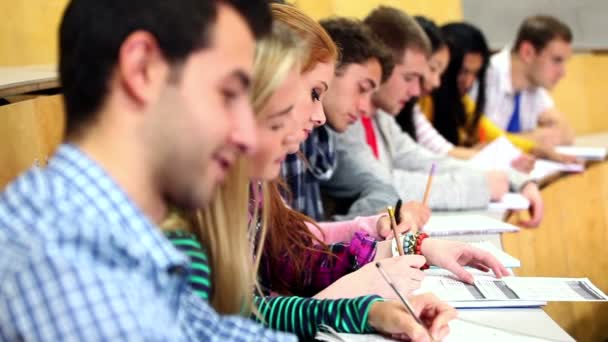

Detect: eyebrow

[364,79,378,90]
[320,81,329,91]
[232,70,251,90]
[269,104,294,118]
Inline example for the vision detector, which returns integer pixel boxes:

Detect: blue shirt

[0,144,295,341]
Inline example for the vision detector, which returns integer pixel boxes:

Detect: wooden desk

[0,65,59,97]
[503,159,608,342]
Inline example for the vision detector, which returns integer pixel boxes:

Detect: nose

[357,94,373,117]
[311,107,327,127]
[409,79,422,98]
[229,103,257,156]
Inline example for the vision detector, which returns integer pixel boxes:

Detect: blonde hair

[164,22,307,315]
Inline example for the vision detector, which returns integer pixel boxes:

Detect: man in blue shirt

[0,0,294,340]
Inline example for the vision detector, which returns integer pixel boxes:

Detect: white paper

[469,241,521,268]
[489,192,531,211]
[418,276,608,302]
[470,137,522,171]
[422,214,519,236]
[445,319,556,341]
[317,318,556,341]
[555,146,607,161]
[530,159,584,181]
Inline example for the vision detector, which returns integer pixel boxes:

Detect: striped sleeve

[413,108,454,155]
[253,295,382,340]
[165,230,212,301]
[165,231,383,340]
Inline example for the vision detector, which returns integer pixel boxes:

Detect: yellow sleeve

[479,116,536,152]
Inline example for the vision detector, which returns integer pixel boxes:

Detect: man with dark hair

[331,6,543,227]
[0,0,294,340]
[485,15,574,146]
[281,17,429,228]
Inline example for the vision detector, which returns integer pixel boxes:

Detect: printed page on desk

[555,146,607,161]
[422,214,519,236]
[417,275,608,303]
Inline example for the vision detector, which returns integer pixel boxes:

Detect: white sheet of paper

[555,146,607,161]
[444,319,555,342]
[489,192,531,211]
[418,276,608,302]
[530,159,584,181]
[422,214,519,236]
[470,137,522,170]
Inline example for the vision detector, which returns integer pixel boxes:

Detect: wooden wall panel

[0,95,65,188]
[0,0,69,66]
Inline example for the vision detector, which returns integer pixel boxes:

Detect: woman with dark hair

[395,17,480,160]
[423,22,571,167]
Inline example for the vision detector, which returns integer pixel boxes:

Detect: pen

[376,262,435,342]
[387,206,404,256]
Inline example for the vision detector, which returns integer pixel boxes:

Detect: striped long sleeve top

[165,231,382,340]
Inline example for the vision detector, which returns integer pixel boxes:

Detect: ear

[518,41,538,63]
[117,31,169,109]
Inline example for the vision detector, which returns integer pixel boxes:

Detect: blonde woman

[163,20,456,342]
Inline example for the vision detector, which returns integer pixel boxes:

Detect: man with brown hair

[485,15,574,146]
[331,6,543,227]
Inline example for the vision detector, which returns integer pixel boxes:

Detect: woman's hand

[367,294,457,342]
[377,201,431,238]
[420,239,510,284]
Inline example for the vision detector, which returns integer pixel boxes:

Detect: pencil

[394,199,402,224]
[376,262,435,342]
[387,206,404,256]
[422,163,437,206]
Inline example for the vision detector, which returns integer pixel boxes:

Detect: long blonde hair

[170,22,308,315]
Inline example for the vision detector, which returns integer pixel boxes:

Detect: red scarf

[360,116,379,159]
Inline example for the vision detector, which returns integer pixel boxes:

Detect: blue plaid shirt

[281,126,336,221]
[0,144,294,342]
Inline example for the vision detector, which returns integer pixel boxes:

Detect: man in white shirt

[485,15,574,147]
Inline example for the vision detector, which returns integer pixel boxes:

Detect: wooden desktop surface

[503,135,608,342]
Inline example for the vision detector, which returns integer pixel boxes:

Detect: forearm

[253,295,381,339]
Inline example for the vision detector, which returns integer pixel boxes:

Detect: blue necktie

[506,92,522,133]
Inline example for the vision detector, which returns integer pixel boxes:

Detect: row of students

[0,1,512,341]
[0,1,576,341]
[282,7,543,226]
